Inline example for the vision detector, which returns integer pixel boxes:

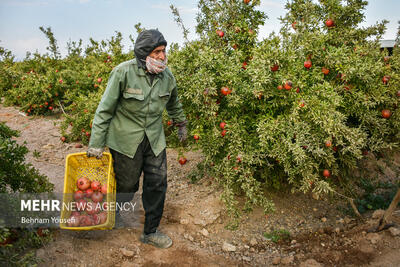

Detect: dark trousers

[110,135,167,234]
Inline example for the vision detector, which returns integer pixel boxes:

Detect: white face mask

[145,56,168,74]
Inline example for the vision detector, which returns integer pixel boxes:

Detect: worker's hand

[175,120,188,143]
[87,147,105,159]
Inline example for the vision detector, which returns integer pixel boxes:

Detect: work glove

[87,147,105,159]
[175,120,188,143]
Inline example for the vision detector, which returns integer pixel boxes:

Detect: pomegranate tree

[168,0,400,223]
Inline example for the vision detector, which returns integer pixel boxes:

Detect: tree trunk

[377,187,400,231]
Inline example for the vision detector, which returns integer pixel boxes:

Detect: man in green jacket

[87,29,187,249]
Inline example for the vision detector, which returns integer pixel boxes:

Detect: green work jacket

[88,59,186,158]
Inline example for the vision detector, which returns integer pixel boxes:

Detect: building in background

[380,40,396,55]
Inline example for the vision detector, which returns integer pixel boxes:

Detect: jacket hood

[134,29,167,70]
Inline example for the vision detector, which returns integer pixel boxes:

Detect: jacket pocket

[123,92,144,101]
[120,92,145,114]
[159,92,170,99]
[158,90,170,104]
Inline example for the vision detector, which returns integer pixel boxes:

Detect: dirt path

[1,103,400,266]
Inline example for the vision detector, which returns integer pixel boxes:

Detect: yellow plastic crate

[60,152,116,230]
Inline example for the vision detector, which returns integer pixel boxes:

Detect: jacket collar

[134,59,146,77]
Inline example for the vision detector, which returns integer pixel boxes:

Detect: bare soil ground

[1,102,400,267]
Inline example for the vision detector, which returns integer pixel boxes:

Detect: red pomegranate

[71,211,80,217]
[221,86,231,96]
[76,177,91,190]
[381,109,391,119]
[101,184,107,195]
[221,130,227,137]
[91,191,104,203]
[73,190,84,200]
[325,19,334,28]
[67,215,81,227]
[178,157,187,165]
[323,169,331,178]
[86,202,101,215]
[84,188,94,198]
[91,181,101,191]
[79,214,94,226]
[270,64,279,72]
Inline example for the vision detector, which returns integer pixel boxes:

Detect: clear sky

[0,0,398,60]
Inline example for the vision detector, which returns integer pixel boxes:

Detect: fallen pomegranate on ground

[179,157,187,165]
